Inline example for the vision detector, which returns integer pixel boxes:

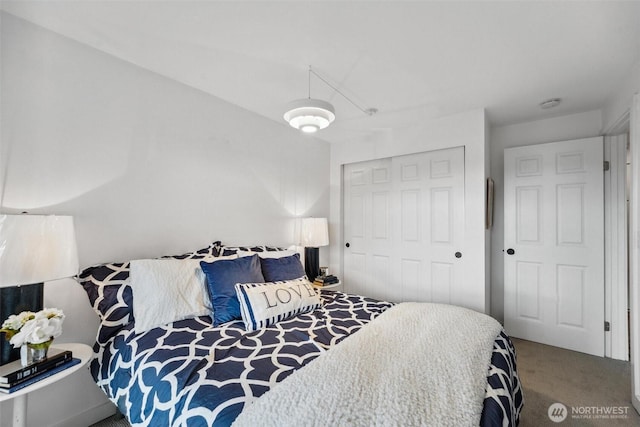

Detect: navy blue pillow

[200,255,265,326]
[260,253,306,282]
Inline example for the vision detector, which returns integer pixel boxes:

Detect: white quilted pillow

[130,257,231,334]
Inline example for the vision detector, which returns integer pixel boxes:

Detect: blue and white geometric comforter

[90,290,523,426]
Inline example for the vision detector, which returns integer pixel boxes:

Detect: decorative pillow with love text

[235,277,321,331]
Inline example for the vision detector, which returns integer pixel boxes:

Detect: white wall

[330,109,490,313]
[0,13,329,426]
[489,110,604,323]
[603,58,640,133]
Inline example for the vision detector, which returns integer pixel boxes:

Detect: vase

[20,338,53,366]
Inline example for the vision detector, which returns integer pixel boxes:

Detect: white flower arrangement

[1,308,65,347]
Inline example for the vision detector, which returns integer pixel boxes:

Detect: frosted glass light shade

[0,214,79,287]
[300,217,329,247]
[283,99,335,133]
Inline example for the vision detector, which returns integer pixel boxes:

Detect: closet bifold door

[342,147,465,304]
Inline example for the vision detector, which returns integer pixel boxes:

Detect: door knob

[345,242,350,248]
[455,252,462,258]
[506,248,515,255]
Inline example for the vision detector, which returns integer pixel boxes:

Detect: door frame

[604,135,629,361]
[628,93,640,413]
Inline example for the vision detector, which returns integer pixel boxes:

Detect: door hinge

[604,161,610,171]
[604,321,611,332]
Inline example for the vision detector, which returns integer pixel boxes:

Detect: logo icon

[548,402,568,423]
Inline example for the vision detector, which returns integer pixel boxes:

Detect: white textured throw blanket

[232,302,502,427]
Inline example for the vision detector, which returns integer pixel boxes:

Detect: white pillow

[235,277,322,332]
[130,257,232,334]
[237,249,297,259]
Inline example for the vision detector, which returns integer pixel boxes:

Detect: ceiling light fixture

[539,98,561,109]
[283,66,377,133]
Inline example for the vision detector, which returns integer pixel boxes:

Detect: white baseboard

[51,401,118,427]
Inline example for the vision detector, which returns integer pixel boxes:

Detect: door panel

[556,264,586,327]
[516,186,542,243]
[431,261,453,304]
[504,137,604,356]
[516,261,541,320]
[431,188,452,243]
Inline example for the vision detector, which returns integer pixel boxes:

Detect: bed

[79,242,523,426]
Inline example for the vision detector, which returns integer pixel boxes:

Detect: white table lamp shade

[300,217,329,247]
[0,215,79,287]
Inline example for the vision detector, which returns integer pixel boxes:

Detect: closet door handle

[506,248,515,255]
[345,242,351,248]
[455,252,462,258]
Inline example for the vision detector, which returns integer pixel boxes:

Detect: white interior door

[343,147,465,304]
[343,158,394,302]
[504,137,604,356]
[392,149,465,303]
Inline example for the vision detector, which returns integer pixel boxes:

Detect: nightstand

[0,342,92,427]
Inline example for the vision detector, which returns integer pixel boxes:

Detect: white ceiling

[2,0,640,144]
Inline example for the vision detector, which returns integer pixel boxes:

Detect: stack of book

[313,275,339,287]
[0,348,79,394]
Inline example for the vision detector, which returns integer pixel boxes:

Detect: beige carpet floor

[90,413,128,427]
[514,338,639,426]
[91,338,640,426]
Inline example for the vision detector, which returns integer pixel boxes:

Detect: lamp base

[0,283,44,366]
[304,247,320,282]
